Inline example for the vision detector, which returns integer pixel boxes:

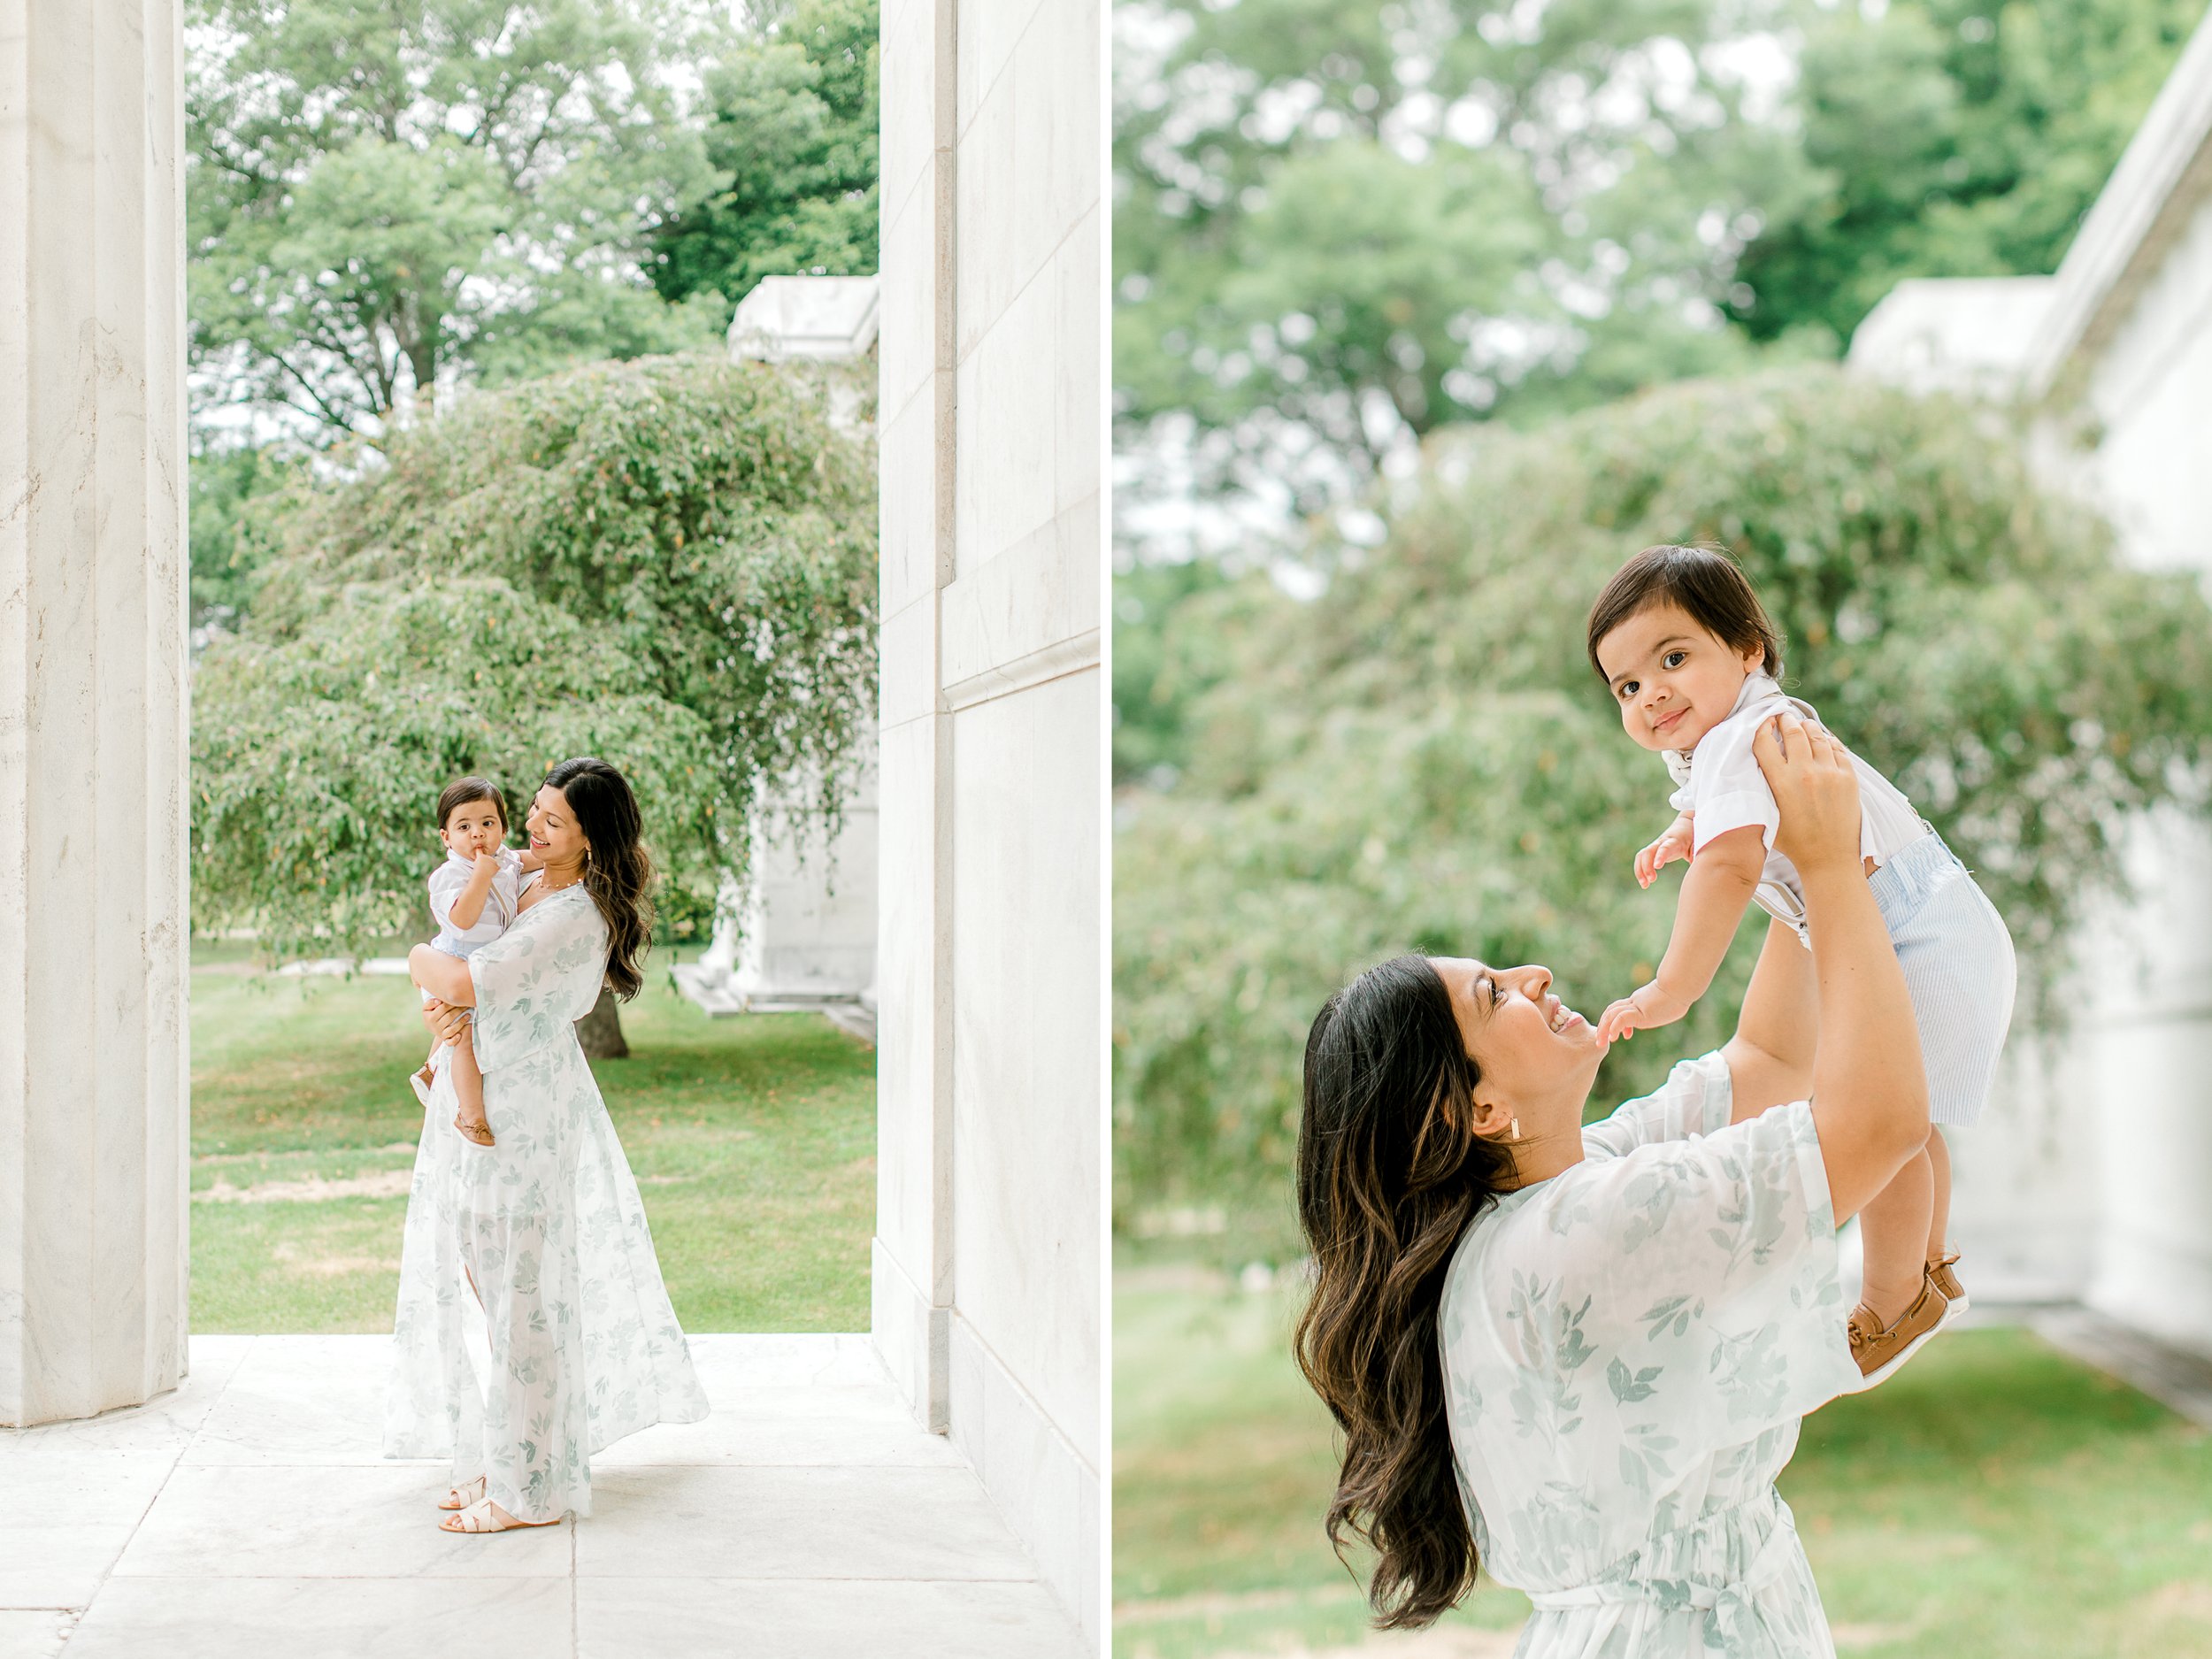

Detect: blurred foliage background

[1111,0,2212,1251]
[1113,0,2201,553]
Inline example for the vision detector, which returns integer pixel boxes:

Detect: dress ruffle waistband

[1523,1491,1802,1616]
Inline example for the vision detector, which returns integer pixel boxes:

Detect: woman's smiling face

[1428,957,1605,1127]
[526,784,588,870]
[1594,602,1766,756]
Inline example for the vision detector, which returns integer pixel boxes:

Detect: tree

[188,439,302,635]
[187,0,724,442]
[1113,365,2212,1241]
[1731,0,2200,345]
[193,353,879,1052]
[1113,0,1821,534]
[1112,558,1233,787]
[651,0,880,307]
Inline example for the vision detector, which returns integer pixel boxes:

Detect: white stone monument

[675,274,883,1041]
[726,273,881,361]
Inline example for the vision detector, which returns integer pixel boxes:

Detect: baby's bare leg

[1925,1126,1953,1261]
[449,1027,491,1141]
[1858,1141,1933,1325]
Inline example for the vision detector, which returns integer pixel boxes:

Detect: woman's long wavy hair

[1294,954,1514,1629]
[542,757,653,1001]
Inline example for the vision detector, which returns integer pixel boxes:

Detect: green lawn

[1114,1273,2212,1658]
[189,946,876,1333]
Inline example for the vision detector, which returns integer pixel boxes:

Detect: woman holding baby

[383,756,709,1533]
[1296,711,1928,1655]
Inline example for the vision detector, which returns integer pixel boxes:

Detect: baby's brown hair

[1586,543,1784,682]
[436,776,509,833]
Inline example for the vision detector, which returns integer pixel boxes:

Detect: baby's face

[1594,603,1766,755]
[440,799,506,859]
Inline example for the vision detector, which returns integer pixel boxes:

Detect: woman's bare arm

[1722,918,1817,1122]
[1755,716,1928,1221]
[410,945,475,1006]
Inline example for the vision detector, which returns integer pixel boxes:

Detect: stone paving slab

[2032,1304,2212,1429]
[0,1333,1087,1657]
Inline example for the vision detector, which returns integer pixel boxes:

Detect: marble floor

[0,1333,1087,1658]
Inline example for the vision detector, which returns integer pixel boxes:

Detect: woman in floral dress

[1295,714,1934,1655]
[385,757,709,1532]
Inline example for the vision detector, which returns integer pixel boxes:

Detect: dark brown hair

[1585,542,1783,682]
[1294,955,1512,1629]
[541,757,654,1001]
[436,776,508,833]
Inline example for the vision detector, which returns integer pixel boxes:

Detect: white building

[0,0,1103,1648]
[679,275,884,1039]
[1850,7,2212,1357]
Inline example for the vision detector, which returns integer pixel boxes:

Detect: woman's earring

[1510,1118,1522,1141]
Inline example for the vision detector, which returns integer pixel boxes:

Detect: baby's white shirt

[1662,673,1927,940]
[426,847,525,958]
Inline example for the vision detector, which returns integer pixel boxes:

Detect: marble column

[0,0,191,1426]
[874,0,1103,1641]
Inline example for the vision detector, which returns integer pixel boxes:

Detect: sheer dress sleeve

[465,891,610,1074]
[1486,1081,1859,1466]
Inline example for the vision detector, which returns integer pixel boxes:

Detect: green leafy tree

[1114,0,1820,516]
[188,440,303,635]
[187,0,723,441]
[1113,558,1233,787]
[193,354,879,1048]
[1114,365,2212,1241]
[1732,0,2200,345]
[651,0,880,306]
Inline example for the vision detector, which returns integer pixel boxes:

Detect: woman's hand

[1754,713,1861,878]
[422,997,472,1048]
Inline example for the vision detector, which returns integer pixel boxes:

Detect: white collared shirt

[1663,672,1928,939]
[426,846,526,957]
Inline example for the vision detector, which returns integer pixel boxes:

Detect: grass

[1114,1271,2212,1659]
[189,944,876,1333]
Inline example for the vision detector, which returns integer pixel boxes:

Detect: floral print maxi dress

[1439,1052,1863,1658]
[383,882,710,1520]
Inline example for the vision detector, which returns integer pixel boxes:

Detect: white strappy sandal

[436,1475,486,1511]
[439,1497,559,1533]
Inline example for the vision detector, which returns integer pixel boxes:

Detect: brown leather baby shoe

[1925,1251,1968,1318]
[1848,1280,1947,1387]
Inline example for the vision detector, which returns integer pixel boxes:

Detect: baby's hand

[1595,981,1692,1047]
[472,849,502,879]
[1634,815,1695,889]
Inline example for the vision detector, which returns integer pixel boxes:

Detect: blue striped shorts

[1870,833,2016,1128]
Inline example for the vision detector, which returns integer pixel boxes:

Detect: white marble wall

[2070,196,2212,1354]
[690,764,878,1005]
[873,0,1102,1642]
[0,0,192,1425]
